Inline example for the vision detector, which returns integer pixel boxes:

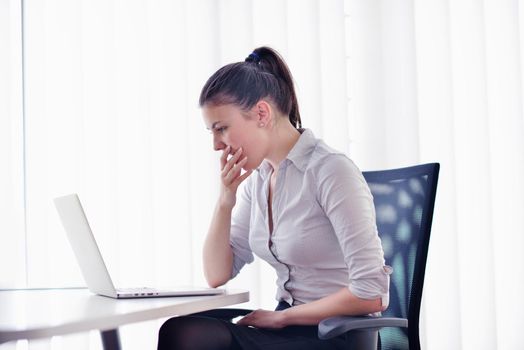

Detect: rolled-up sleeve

[230,176,255,279]
[316,154,391,307]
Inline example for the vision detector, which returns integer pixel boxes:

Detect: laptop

[54,193,224,299]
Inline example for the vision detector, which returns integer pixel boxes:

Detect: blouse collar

[257,128,317,176]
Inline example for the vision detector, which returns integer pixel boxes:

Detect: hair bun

[245,52,261,64]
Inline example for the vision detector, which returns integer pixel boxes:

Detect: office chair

[194,163,440,350]
[318,162,440,349]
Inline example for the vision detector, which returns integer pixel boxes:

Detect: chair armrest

[318,316,408,339]
[190,308,252,321]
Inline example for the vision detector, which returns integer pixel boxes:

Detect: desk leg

[100,329,121,350]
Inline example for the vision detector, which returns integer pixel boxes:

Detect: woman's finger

[220,145,231,169]
[221,147,243,176]
[237,311,255,325]
[232,169,253,188]
[226,157,247,181]
[225,157,247,181]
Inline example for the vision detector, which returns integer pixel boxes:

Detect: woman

[158,47,391,350]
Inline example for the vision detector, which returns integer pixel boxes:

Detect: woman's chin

[242,162,256,172]
[242,158,262,172]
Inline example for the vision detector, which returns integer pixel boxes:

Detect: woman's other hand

[237,309,287,329]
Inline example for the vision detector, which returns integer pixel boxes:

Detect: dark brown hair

[199,46,302,129]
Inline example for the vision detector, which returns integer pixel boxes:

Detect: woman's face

[203,103,268,171]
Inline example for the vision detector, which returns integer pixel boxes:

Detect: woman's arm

[281,287,382,325]
[203,201,235,287]
[237,287,382,329]
[203,146,252,287]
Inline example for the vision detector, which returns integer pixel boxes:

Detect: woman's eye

[209,126,227,135]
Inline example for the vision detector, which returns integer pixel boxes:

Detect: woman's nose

[214,138,226,151]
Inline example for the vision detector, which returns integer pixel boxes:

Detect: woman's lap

[158,315,349,350]
[222,320,348,350]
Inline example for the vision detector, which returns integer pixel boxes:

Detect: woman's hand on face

[219,146,253,208]
[236,309,286,329]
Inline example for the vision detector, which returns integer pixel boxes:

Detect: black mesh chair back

[363,163,439,350]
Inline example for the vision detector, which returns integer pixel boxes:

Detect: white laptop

[54,193,224,299]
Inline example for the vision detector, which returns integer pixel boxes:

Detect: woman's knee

[158,316,184,338]
[158,315,234,350]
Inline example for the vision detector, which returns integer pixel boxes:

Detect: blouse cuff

[348,265,393,310]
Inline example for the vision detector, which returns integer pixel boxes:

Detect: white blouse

[229,129,391,309]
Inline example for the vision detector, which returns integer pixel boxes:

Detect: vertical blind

[347,1,524,350]
[1,0,347,349]
[1,0,26,290]
[1,0,523,349]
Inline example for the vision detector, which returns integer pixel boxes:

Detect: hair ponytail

[199,46,302,129]
[250,47,301,129]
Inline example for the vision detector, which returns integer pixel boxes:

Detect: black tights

[157,316,240,350]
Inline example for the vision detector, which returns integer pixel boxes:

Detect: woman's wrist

[219,187,239,208]
[276,310,290,328]
[217,195,235,211]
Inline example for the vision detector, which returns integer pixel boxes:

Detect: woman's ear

[255,100,272,127]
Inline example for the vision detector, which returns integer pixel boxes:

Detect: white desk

[0,288,249,349]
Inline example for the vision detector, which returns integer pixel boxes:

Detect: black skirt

[219,301,350,350]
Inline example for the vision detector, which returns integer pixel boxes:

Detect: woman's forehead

[204,104,248,121]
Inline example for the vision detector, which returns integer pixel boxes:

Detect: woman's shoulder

[308,139,360,176]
